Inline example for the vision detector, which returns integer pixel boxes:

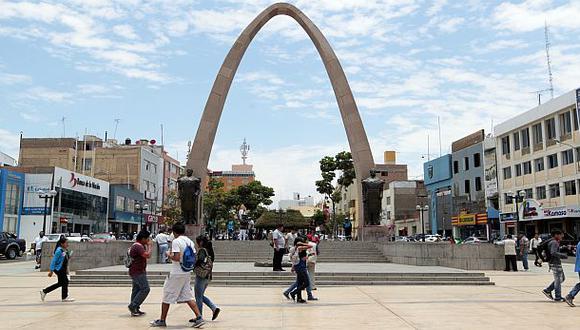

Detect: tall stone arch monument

[187,2,375,238]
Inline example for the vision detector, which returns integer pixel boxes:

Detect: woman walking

[192,235,221,321]
[40,236,74,302]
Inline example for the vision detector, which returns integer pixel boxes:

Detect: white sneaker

[62,297,75,302]
[40,290,46,302]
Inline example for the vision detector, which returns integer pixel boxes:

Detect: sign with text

[53,167,109,198]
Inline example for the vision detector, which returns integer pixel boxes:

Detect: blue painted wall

[0,169,25,235]
[423,155,453,234]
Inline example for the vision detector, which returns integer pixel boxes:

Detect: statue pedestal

[185,224,204,239]
[359,225,391,242]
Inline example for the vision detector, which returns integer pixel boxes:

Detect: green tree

[203,178,231,230]
[315,151,355,237]
[230,180,275,219]
[162,190,181,228]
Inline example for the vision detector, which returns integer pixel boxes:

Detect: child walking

[40,236,74,302]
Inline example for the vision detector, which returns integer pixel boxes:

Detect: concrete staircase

[70,270,493,287]
[211,241,389,263]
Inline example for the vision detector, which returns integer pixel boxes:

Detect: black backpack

[537,238,553,263]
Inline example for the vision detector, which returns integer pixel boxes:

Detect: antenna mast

[113,119,121,140]
[545,20,554,99]
[240,138,250,165]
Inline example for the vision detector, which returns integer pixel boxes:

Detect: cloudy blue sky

[1,0,580,203]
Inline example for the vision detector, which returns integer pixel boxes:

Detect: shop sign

[22,207,50,215]
[500,212,516,223]
[458,214,476,226]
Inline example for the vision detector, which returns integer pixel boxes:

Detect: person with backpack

[530,233,542,267]
[150,222,205,328]
[40,236,74,302]
[192,235,221,321]
[564,240,580,307]
[542,228,568,302]
[289,239,310,303]
[127,230,152,316]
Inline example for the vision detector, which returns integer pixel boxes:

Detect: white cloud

[0,72,32,84]
[113,24,138,39]
[21,87,73,103]
[492,0,580,33]
[0,129,20,160]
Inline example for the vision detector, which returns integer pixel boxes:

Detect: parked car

[461,237,487,245]
[91,233,116,243]
[394,236,409,242]
[425,234,442,242]
[0,232,26,259]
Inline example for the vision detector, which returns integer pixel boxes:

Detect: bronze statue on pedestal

[362,169,385,226]
[178,169,201,225]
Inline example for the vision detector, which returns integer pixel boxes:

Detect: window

[503,167,512,179]
[562,149,574,165]
[515,164,522,176]
[464,180,471,194]
[521,128,530,149]
[386,211,391,219]
[535,158,545,172]
[513,132,520,151]
[386,197,391,205]
[453,161,459,174]
[475,177,482,191]
[501,136,511,155]
[525,188,533,198]
[565,180,577,196]
[536,186,547,199]
[574,109,579,130]
[115,196,125,211]
[127,199,135,213]
[474,153,481,167]
[547,154,558,169]
[559,111,572,136]
[533,123,543,145]
[523,161,532,175]
[545,118,556,140]
[464,157,470,171]
[84,158,92,171]
[504,193,512,204]
[549,183,560,198]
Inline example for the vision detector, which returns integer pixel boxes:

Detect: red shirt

[129,243,147,277]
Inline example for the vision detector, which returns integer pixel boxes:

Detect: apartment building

[495,89,580,238]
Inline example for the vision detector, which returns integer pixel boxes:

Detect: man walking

[154,228,170,264]
[499,235,517,271]
[530,233,542,267]
[272,224,285,271]
[33,231,48,270]
[150,223,205,328]
[518,233,530,271]
[542,229,568,302]
[128,230,152,316]
[565,240,580,307]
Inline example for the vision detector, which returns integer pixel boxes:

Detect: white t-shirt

[285,233,296,247]
[503,239,517,256]
[170,235,196,275]
[530,237,542,250]
[272,229,285,249]
[34,236,48,251]
[155,233,169,245]
[307,242,318,263]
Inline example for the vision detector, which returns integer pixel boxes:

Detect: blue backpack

[180,242,196,272]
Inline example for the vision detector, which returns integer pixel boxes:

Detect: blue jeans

[158,244,169,263]
[129,273,150,310]
[284,270,314,298]
[194,275,217,317]
[546,265,566,299]
[567,273,580,299]
[521,251,529,270]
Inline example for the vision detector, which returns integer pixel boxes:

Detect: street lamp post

[416,204,429,242]
[507,190,526,234]
[38,189,57,234]
[135,202,149,232]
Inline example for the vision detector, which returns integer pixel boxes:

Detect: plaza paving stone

[2,260,580,329]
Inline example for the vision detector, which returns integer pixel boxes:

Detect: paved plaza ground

[2,260,580,329]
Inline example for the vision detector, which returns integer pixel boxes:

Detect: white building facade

[495,89,580,238]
